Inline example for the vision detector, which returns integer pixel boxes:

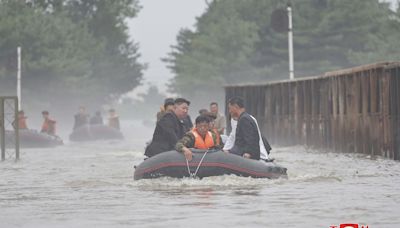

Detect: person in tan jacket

[210,102,226,135]
[108,109,120,130]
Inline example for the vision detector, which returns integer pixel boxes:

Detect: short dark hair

[164,98,175,109]
[203,112,216,120]
[198,109,208,115]
[109,108,115,112]
[228,96,245,108]
[210,102,218,106]
[195,115,211,124]
[42,110,49,115]
[18,110,24,114]
[174,98,190,106]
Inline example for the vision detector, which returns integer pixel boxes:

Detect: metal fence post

[1,98,5,161]
[14,97,19,160]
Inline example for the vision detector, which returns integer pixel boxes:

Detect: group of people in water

[145,96,272,162]
[16,106,121,136]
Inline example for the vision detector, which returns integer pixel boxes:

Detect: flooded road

[1,121,400,228]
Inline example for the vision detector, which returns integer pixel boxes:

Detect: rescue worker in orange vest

[12,110,28,129]
[175,115,222,161]
[17,110,28,129]
[203,112,222,146]
[41,110,56,135]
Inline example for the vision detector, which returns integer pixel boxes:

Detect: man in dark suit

[227,96,269,160]
[144,98,190,158]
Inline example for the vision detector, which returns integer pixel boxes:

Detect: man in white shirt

[224,97,271,161]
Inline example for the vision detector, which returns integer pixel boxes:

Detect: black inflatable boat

[134,149,287,180]
[69,124,123,142]
[5,129,63,148]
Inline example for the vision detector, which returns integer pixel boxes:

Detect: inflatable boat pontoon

[69,124,123,142]
[134,149,287,180]
[6,129,63,148]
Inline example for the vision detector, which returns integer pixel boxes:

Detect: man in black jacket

[73,106,89,130]
[227,97,262,160]
[144,98,190,158]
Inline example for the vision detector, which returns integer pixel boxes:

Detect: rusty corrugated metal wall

[225,62,400,160]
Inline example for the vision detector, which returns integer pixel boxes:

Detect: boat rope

[185,150,209,178]
[185,158,192,177]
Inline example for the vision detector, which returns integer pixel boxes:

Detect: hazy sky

[127,0,207,98]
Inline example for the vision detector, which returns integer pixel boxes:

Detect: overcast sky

[127,0,207,98]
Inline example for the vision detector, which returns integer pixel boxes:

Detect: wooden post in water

[17,47,22,111]
[14,98,19,160]
[1,98,5,161]
[287,2,294,80]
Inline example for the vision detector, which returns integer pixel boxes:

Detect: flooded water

[1,120,400,228]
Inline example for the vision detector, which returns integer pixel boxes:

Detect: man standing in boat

[41,111,56,135]
[17,110,28,129]
[145,98,190,158]
[176,115,222,161]
[73,106,89,130]
[226,97,269,161]
[156,98,175,122]
[90,111,104,125]
[210,102,226,135]
[203,112,222,146]
[108,109,120,130]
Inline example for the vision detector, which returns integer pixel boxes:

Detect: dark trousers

[230,145,242,156]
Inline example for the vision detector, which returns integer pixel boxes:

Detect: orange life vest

[192,128,215,149]
[41,118,56,135]
[18,117,28,129]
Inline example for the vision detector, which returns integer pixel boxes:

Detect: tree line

[0,0,144,112]
[165,0,400,105]
[1,0,399,115]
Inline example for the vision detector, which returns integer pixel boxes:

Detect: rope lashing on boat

[185,150,209,178]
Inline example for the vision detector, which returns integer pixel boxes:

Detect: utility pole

[287,2,294,80]
[17,46,21,110]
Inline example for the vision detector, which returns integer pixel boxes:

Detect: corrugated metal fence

[225,62,400,160]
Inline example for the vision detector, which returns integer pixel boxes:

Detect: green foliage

[166,1,261,97]
[0,2,98,97]
[165,0,400,101]
[0,0,144,111]
[289,0,399,75]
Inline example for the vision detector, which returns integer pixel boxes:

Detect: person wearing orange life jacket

[175,115,223,161]
[17,110,28,129]
[41,110,56,135]
[203,112,222,146]
[12,110,28,129]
